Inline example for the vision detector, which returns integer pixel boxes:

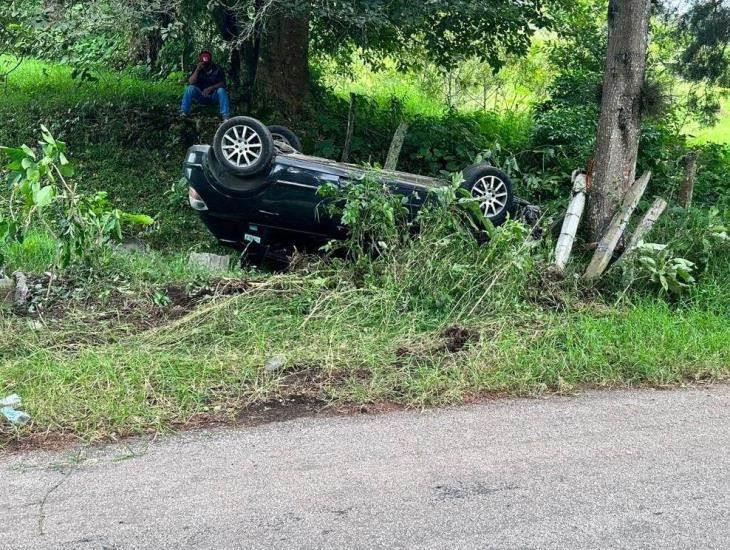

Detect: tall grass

[2,254,727,443]
[1,182,728,444]
[1,56,180,110]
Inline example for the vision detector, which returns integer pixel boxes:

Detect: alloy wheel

[471,175,509,217]
[221,125,263,168]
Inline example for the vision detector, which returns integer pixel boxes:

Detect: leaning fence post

[614,197,667,266]
[384,121,409,171]
[679,152,697,209]
[583,171,652,280]
[551,170,587,275]
[341,93,356,163]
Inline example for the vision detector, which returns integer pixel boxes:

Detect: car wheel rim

[221,125,263,167]
[471,175,508,217]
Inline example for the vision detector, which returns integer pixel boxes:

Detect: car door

[257,162,338,235]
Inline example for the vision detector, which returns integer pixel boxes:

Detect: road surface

[2,385,729,549]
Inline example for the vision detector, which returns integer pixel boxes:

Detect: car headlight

[188,187,208,211]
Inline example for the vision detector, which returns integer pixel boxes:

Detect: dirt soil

[8,274,253,330]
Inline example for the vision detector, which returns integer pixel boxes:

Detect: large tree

[4,0,567,114]
[254,3,310,113]
[232,0,559,114]
[587,0,652,241]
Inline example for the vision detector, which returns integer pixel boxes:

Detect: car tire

[460,164,514,226]
[213,116,275,176]
[268,125,302,152]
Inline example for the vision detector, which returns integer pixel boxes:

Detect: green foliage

[653,207,730,272]
[0,126,153,269]
[694,143,730,206]
[1,1,130,81]
[616,206,730,304]
[317,170,537,319]
[319,173,411,262]
[676,0,730,87]
[312,0,553,71]
[632,243,696,295]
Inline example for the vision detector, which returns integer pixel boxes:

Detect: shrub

[694,143,730,208]
[0,126,153,269]
[318,171,541,318]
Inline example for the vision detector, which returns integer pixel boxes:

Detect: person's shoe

[221,114,230,122]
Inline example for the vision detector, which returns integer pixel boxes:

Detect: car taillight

[188,187,208,211]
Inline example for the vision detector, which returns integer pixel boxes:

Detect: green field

[689,94,730,144]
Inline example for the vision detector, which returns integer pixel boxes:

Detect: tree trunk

[587,0,652,241]
[213,6,258,108]
[253,4,310,116]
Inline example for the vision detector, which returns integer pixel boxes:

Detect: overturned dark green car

[184,116,518,256]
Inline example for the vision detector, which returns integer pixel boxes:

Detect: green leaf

[659,274,669,291]
[121,213,155,226]
[33,185,56,208]
[59,162,75,178]
[20,144,36,160]
[40,124,55,145]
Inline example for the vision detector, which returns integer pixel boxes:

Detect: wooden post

[626,197,668,252]
[679,152,697,208]
[583,171,651,280]
[384,121,409,171]
[341,92,356,163]
[615,197,667,265]
[552,171,587,274]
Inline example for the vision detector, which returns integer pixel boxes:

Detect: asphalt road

[2,385,729,549]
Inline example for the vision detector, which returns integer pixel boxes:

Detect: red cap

[199,51,212,63]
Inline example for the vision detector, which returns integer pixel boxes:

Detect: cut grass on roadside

[1,250,728,447]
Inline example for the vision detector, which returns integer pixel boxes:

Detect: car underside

[184,116,523,260]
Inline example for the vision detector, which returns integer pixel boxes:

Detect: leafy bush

[614,206,729,306]
[319,172,411,262]
[317,171,540,317]
[632,243,696,295]
[694,143,730,207]
[0,126,153,269]
[651,207,730,273]
[303,86,532,177]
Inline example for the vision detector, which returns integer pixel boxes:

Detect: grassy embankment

[0,59,728,448]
